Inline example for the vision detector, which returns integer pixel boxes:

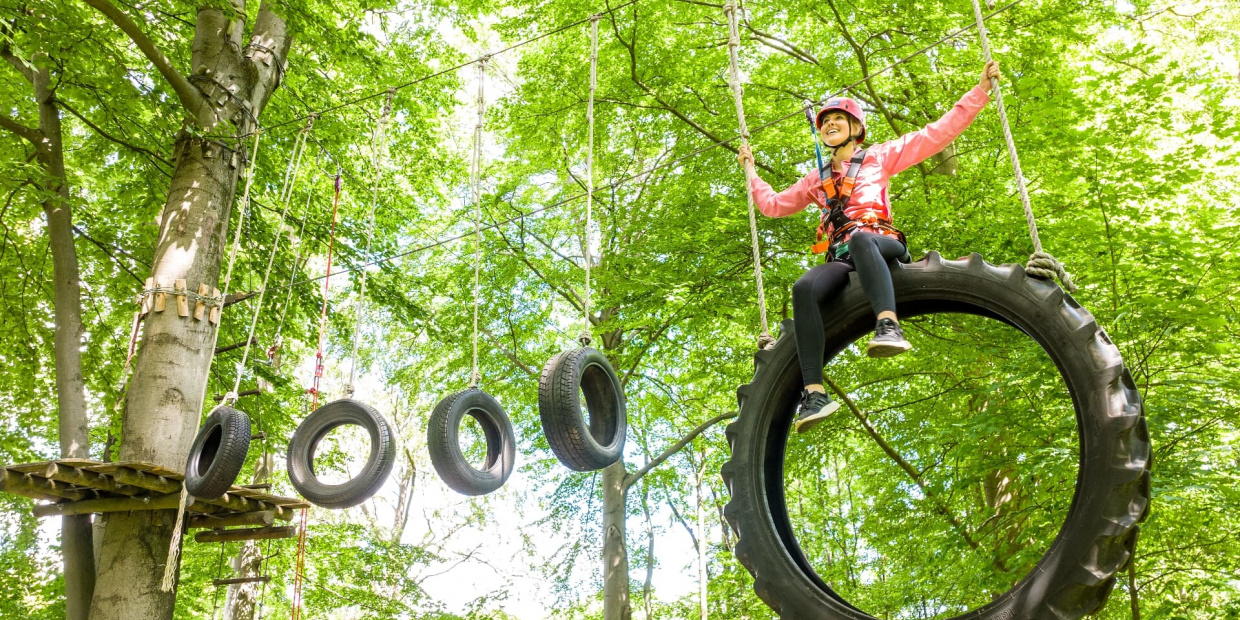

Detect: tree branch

[0,111,42,147]
[624,410,737,488]
[57,99,172,172]
[82,0,205,119]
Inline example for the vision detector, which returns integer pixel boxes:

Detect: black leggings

[792,231,906,387]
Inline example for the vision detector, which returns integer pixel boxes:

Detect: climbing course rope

[470,59,489,387]
[228,116,316,405]
[579,16,600,347]
[270,166,320,369]
[967,0,1076,291]
[723,0,776,350]
[159,125,271,593]
[290,506,310,620]
[346,89,397,396]
[228,2,1024,304]
[310,171,343,410]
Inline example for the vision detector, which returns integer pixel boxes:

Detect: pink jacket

[749,85,991,227]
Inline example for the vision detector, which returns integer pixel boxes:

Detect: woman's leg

[791,261,855,388]
[848,231,912,356]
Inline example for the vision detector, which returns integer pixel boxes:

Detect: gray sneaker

[866,318,912,358]
[794,390,840,433]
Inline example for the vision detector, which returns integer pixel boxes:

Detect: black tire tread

[287,399,396,509]
[721,253,1152,620]
[428,388,515,496]
[184,406,251,499]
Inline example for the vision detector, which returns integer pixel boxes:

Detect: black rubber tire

[428,388,516,496]
[184,406,252,499]
[721,252,1151,620]
[538,346,627,471]
[287,398,396,509]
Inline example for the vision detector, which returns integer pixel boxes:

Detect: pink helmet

[815,97,867,143]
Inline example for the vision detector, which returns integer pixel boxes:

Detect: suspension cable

[967,0,1076,291]
[579,16,601,347]
[346,89,397,396]
[724,0,775,350]
[230,1,1023,301]
[470,59,489,387]
[255,0,643,137]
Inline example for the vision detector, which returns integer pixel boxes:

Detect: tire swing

[537,19,627,472]
[287,97,396,509]
[719,4,1149,619]
[184,121,310,500]
[427,60,517,495]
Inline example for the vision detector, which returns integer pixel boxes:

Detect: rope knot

[577,331,593,347]
[1025,252,1078,292]
[757,332,776,350]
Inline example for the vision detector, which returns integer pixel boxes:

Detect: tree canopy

[1,0,1237,618]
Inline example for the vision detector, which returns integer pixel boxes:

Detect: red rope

[290,507,310,620]
[309,172,342,410]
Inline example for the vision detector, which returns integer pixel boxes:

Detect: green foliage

[1,0,1238,617]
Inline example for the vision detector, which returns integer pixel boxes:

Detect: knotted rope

[723,0,775,349]
[968,0,1076,292]
[579,16,601,347]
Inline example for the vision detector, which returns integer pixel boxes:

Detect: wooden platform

[0,459,309,525]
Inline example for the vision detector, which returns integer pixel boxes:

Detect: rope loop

[1026,252,1077,292]
[469,59,488,388]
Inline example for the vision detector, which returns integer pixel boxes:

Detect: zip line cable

[968,0,1077,291]
[254,0,643,138]
[347,89,397,395]
[579,15,600,347]
[228,1,1021,302]
[724,0,775,350]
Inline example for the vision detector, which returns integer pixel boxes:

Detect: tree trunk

[87,3,289,619]
[32,53,95,620]
[602,459,631,620]
[695,462,708,620]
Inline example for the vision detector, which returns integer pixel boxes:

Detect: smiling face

[818,111,856,147]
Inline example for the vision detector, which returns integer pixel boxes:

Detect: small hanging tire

[539,346,627,471]
[428,388,516,496]
[721,252,1151,620]
[184,406,252,499]
[287,398,396,509]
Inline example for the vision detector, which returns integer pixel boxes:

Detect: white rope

[470,59,489,387]
[162,126,270,593]
[723,0,775,349]
[229,118,315,399]
[346,89,397,396]
[579,16,600,347]
[967,0,1076,292]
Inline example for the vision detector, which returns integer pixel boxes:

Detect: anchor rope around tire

[346,89,397,396]
[579,15,600,347]
[470,59,489,387]
[967,0,1076,292]
[724,0,775,350]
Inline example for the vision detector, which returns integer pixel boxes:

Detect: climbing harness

[808,148,905,261]
[724,0,775,350]
[967,0,1076,291]
[347,89,396,396]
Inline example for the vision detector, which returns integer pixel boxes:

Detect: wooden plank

[209,287,221,324]
[189,511,274,529]
[195,283,209,320]
[108,466,180,495]
[194,526,296,544]
[32,493,202,518]
[0,470,88,501]
[40,463,144,497]
[107,468,292,520]
[154,276,168,312]
[0,470,68,502]
[175,280,189,316]
[212,576,271,587]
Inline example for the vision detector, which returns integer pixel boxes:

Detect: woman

[737,60,1001,432]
